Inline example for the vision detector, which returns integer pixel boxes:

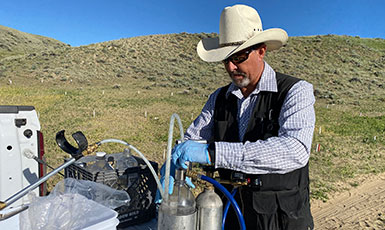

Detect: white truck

[0,105,46,208]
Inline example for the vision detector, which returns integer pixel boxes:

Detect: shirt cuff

[214,142,244,170]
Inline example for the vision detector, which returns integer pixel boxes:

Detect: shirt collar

[226,62,278,99]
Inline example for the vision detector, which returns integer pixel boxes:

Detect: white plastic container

[0,203,119,230]
[82,204,119,230]
[19,193,120,230]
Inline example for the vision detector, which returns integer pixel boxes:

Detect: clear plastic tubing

[164,113,184,202]
[99,138,164,199]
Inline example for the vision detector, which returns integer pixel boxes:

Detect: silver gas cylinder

[196,186,223,230]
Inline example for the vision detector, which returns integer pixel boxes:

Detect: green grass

[1,84,384,199]
[309,101,385,200]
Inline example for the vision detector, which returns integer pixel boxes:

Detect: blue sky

[1,0,384,46]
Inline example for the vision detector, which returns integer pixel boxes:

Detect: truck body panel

[0,106,41,207]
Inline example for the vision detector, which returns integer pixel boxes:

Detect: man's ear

[256,45,267,60]
[259,45,267,55]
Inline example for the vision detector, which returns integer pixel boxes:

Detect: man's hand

[171,140,211,169]
[155,160,195,204]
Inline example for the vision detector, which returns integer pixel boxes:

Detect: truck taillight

[37,131,47,196]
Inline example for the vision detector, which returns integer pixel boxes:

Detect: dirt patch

[311,172,385,229]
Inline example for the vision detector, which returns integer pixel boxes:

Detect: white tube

[163,113,184,202]
[99,139,164,200]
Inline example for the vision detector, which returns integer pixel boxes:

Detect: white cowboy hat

[197,4,288,62]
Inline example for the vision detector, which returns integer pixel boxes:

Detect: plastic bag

[19,178,130,230]
[20,193,96,230]
[51,178,130,209]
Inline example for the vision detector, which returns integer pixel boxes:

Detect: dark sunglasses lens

[233,54,247,63]
[223,51,250,64]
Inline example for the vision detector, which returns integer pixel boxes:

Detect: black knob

[24,129,33,138]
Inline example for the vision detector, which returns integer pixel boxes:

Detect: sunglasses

[222,48,255,65]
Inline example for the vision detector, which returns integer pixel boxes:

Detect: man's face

[223,45,266,89]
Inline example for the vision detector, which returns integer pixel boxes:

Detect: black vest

[213,72,309,188]
[214,73,314,229]
[214,72,300,143]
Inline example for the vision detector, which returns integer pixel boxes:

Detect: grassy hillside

[0,25,69,60]
[0,28,384,200]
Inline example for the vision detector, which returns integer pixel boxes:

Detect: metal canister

[196,187,223,230]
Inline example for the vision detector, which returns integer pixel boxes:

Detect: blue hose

[200,175,246,230]
[222,188,238,229]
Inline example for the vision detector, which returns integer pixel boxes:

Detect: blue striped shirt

[185,62,316,174]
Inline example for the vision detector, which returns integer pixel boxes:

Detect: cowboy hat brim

[197,28,288,62]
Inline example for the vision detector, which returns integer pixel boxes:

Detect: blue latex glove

[171,140,210,170]
[155,160,195,204]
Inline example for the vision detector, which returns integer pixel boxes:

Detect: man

[170,4,315,230]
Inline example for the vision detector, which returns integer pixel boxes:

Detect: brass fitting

[0,201,7,210]
[186,170,249,189]
[185,170,199,181]
[216,179,248,187]
[82,143,100,156]
[186,170,214,189]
